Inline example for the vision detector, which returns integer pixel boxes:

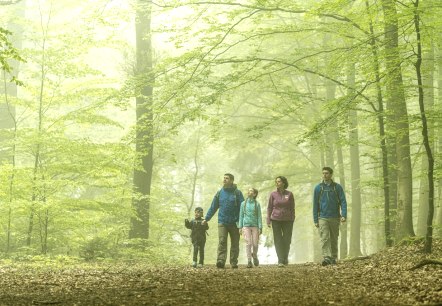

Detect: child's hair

[195,207,203,212]
[250,188,258,199]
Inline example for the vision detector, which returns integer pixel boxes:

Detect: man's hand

[202,220,207,225]
[314,223,319,228]
[340,217,346,223]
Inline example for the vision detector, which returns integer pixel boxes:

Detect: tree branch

[409,259,442,270]
[0,0,22,5]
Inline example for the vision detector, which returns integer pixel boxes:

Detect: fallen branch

[409,259,442,270]
[343,256,371,262]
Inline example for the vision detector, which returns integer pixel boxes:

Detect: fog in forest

[0,0,441,266]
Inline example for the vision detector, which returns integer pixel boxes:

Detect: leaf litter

[0,239,440,305]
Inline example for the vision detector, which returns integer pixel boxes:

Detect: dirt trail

[0,240,441,305]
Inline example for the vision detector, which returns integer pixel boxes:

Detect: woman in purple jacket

[267,176,295,267]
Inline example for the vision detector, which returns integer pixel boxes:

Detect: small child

[185,207,209,268]
[239,188,262,268]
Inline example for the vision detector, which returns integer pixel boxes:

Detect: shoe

[278,263,285,268]
[192,261,197,268]
[231,263,238,269]
[330,258,337,265]
[253,256,259,267]
[321,256,332,266]
[247,260,253,268]
[197,263,203,268]
[216,261,225,269]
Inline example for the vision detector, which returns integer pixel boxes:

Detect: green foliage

[0,26,24,83]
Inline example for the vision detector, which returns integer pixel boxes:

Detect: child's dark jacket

[185,217,209,244]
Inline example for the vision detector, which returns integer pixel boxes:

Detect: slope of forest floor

[0,239,441,305]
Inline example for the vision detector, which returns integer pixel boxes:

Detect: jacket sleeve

[337,184,347,218]
[185,219,192,229]
[205,194,219,222]
[313,186,320,224]
[238,190,245,208]
[267,193,273,225]
[290,192,295,219]
[238,200,245,228]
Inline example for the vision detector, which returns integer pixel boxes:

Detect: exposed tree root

[409,259,442,270]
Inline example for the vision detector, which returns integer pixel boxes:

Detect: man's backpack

[317,181,341,215]
[215,188,241,207]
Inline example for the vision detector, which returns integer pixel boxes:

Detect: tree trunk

[416,41,434,237]
[28,17,47,246]
[347,61,362,257]
[365,0,393,247]
[381,0,415,240]
[413,0,435,253]
[337,142,347,259]
[1,0,25,253]
[129,2,154,239]
[437,33,442,238]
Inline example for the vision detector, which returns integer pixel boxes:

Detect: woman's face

[275,178,285,189]
[247,188,256,198]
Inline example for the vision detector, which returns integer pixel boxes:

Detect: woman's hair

[275,176,289,189]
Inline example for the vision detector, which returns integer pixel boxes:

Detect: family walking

[184,167,347,268]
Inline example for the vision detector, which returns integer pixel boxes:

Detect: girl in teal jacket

[239,188,262,268]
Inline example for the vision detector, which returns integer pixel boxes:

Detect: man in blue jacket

[313,167,347,266]
[204,173,244,269]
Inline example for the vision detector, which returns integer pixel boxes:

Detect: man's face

[322,170,332,182]
[223,175,233,187]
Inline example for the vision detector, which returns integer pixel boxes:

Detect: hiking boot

[253,256,259,267]
[216,261,225,269]
[247,260,253,268]
[197,263,203,268]
[192,261,197,268]
[278,263,285,268]
[330,258,337,265]
[231,263,238,269]
[321,256,332,266]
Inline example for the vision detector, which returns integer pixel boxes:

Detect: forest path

[0,240,441,305]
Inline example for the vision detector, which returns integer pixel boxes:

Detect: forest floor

[0,239,441,306]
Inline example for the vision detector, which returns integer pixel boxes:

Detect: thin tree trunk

[413,0,435,253]
[1,0,25,252]
[416,42,434,237]
[28,11,48,246]
[129,2,154,239]
[347,61,362,257]
[337,143,347,259]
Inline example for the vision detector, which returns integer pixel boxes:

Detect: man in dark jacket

[204,173,244,269]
